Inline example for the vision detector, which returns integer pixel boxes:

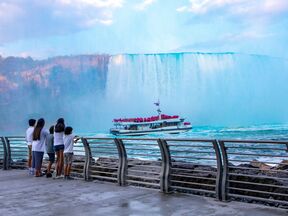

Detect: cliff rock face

[0,55,110,133]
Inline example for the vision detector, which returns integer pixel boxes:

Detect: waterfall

[105,53,288,127]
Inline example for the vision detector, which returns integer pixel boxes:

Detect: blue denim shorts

[54,144,64,152]
[32,151,44,170]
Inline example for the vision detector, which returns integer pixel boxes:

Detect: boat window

[129,125,138,130]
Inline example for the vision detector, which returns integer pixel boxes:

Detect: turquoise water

[83,123,288,140]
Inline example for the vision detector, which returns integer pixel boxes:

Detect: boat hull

[110,126,192,136]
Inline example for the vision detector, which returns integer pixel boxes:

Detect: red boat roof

[113,114,180,123]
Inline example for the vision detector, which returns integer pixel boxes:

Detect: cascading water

[105,52,288,130]
[1,52,288,138]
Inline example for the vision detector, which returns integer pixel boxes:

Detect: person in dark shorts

[63,126,79,180]
[45,125,55,178]
[54,118,65,178]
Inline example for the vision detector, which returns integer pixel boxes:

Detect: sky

[0,0,288,59]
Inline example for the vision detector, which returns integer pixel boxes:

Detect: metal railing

[1,136,288,208]
[219,139,288,207]
[165,138,222,200]
[0,137,7,169]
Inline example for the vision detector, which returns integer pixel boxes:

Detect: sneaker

[52,172,57,179]
[55,175,63,179]
[29,169,34,176]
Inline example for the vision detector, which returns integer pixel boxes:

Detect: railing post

[218,140,229,202]
[81,137,92,181]
[212,140,223,201]
[1,137,7,170]
[4,137,11,169]
[157,139,171,193]
[114,138,127,186]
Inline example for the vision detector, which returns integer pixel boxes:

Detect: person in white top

[63,126,79,180]
[26,119,36,175]
[54,118,65,177]
[32,118,49,177]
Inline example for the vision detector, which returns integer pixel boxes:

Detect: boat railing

[1,136,288,208]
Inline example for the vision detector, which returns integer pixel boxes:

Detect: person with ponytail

[32,118,49,177]
[53,118,65,178]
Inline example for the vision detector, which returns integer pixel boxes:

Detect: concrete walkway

[0,170,287,216]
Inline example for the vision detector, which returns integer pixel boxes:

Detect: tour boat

[110,102,192,136]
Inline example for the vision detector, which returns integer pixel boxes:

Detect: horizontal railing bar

[124,147,160,151]
[228,180,288,189]
[226,146,288,151]
[71,168,83,171]
[171,156,216,160]
[165,138,215,142]
[71,162,85,165]
[228,159,288,165]
[119,138,158,141]
[5,136,25,139]
[9,143,27,146]
[228,166,288,174]
[228,173,288,181]
[221,139,288,144]
[89,146,116,149]
[11,150,27,153]
[95,162,119,165]
[171,174,216,181]
[170,150,215,154]
[227,152,288,158]
[126,180,160,187]
[92,151,118,155]
[228,194,288,205]
[88,141,115,145]
[123,143,158,146]
[127,153,161,157]
[128,169,160,175]
[171,186,215,194]
[127,175,160,181]
[171,180,215,188]
[228,187,288,197]
[83,137,114,140]
[90,170,117,175]
[127,164,161,168]
[168,145,213,148]
[171,167,217,174]
[90,165,118,170]
[91,175,117,180]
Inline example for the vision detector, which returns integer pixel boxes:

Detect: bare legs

[56,150,64,176]
[47,161,52,174]
[28,145,32,170]
[64,164,72,177]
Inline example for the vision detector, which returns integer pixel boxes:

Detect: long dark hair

[55,118,65,133]
[33,118,45,140]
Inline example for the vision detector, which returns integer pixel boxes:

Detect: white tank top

[54,132,64,146]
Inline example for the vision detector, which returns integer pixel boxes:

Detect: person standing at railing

[32,118,49,177]
[45,125,55,178]
[63,126,79,180]
[26,119,36,175]
[54,118,65,178]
